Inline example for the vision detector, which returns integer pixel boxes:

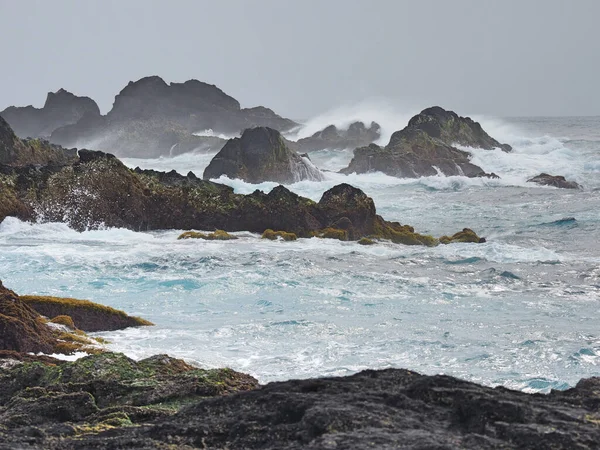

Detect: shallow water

[1,115,599,392]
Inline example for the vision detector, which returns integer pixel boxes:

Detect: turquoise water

[1,115,599,392]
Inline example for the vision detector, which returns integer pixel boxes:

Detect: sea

[1,107,599,393]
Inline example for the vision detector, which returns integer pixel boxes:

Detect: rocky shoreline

[0,280,599,449]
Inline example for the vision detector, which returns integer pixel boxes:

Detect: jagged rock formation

[342,107,511,178]
[0,89,100,139]
[527,173,582,189]
[203,127,325,183]
[0,76,298,157]
[295,121,381,152]
[0,115,76,166]
[0,119,480,244]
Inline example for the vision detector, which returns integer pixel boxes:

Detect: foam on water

[2,116,600,392]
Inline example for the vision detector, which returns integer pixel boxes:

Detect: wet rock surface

[527,173,582,189]
[0,119,481,245]
[342,107,510,178]
[203,127,325,183]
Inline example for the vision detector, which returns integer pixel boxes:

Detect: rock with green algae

[177,229,238,240]
[20,295,153,332]
[0,352,258,445]
[0,118,484,247]
[372,220,439,247]
[439,228,486,244]
[357,237,376,245]
[312,227,349,241]
[262,229,298,241]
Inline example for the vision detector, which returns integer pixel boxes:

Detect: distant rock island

[1,76,298,158]
[294,121,381,152]
[341,107,511,178]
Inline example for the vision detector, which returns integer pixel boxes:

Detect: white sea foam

[1,115,599,393]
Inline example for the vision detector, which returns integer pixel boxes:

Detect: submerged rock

[527,173,582,189]
[0,88,100,139]
[440,228,486,244]
[203,127,325,183]
[295,121,381,152]
[177,229,238,240]
[342,107,510,178]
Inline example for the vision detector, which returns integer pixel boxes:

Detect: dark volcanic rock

[296,121,381,152]
[527,173,582,189]
[1,89,100,139]
[408,106,512,152]
[47,76,297,157]
[4,367,598,449]
[0,352,258,448]
[0,118,480,245]
[203,127,325,183]
[342,107,510,178]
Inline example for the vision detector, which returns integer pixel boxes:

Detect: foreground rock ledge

[0,357,598,449]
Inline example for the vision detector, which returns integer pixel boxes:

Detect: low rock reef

[0,116,482,245]
[0,279,599,449]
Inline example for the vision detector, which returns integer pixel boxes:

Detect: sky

[0,0,599,119]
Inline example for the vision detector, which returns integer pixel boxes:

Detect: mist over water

[2,110,599,392]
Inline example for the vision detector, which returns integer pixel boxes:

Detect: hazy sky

[1,0,599,119]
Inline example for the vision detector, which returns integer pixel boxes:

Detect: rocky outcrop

[203,127,325,183]
[0,352,258,448]
[0,115,76,167]
[20,296,153,332]
[1,362,598,449]
[342,107,510,178]
[295,121,381,152]
[408,106,512,152]
[36,76,297,157]
[0,119,481,245]
[527,173,582,189]
[0,281,56,354]
[1,89,100,139]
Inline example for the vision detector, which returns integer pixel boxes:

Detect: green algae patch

[358,237,376,245]
[439,228,485,244]
[178,229,238,240]
[20,295,153,332]
[49,315,75,329]
[372,220,439,247]
[262,229,298,241]
[313,228,349,241]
